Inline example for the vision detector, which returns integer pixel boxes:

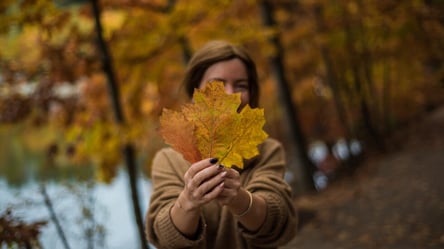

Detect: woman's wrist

[229,189,253,217]
[170,192,201,238]
[234,190,253,217]
[176,192,199,213]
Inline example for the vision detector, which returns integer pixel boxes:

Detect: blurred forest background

[1,0,443,248]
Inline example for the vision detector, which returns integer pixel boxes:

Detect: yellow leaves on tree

[159,81,268,169]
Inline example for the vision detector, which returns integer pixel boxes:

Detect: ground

[283,105,444,249]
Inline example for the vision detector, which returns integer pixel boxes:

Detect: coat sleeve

[145,148,207,249]
[239,139,298,247]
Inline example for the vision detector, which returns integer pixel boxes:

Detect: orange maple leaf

[159,81,268,168]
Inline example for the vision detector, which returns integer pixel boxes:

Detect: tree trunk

[179,35,192,64]
[382,59,392,135]
[343,1,385,151]
[41,184,71,249]
[259,0,316,192]
[313,5,354,145]
[90,1,149,249]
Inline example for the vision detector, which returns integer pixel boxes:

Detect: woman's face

[199,58,250,110]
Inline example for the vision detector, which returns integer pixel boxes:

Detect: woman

[146,40,298,249]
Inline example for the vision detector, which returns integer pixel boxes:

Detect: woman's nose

[224,84,234,94]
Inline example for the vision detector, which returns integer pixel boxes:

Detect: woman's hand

[217,168,266,231]
[178,158,226,212]
[170,158,225,237]
[216,168,241,206]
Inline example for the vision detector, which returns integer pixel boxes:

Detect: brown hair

[182,40,260,108]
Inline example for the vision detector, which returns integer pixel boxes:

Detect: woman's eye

[235,84,249,91]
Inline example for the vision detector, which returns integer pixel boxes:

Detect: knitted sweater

[145,138,298,249]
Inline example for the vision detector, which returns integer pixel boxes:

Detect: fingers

[185,158,223,190]
[223,168,240,179]
[202,181,225,201]
[216,168,241,205]
[193,165,222,187]
[193,170,226,199]
[186,158,219,179]
[183,160,243,209]
[182,158,226,209]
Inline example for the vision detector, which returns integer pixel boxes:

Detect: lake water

[0,124,157,248]
[0,168,153,249]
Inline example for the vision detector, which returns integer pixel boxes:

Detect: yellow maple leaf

[159,81,268,169]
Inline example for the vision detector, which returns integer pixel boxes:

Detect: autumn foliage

[159,81,267,168]
[0,209,47,248]
[0,0,443,181]
[0,1,443,246]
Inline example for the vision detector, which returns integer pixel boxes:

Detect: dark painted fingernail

[218,164,225,169]
[210,158,219,164]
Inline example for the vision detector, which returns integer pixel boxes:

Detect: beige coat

[146,138,298,249]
